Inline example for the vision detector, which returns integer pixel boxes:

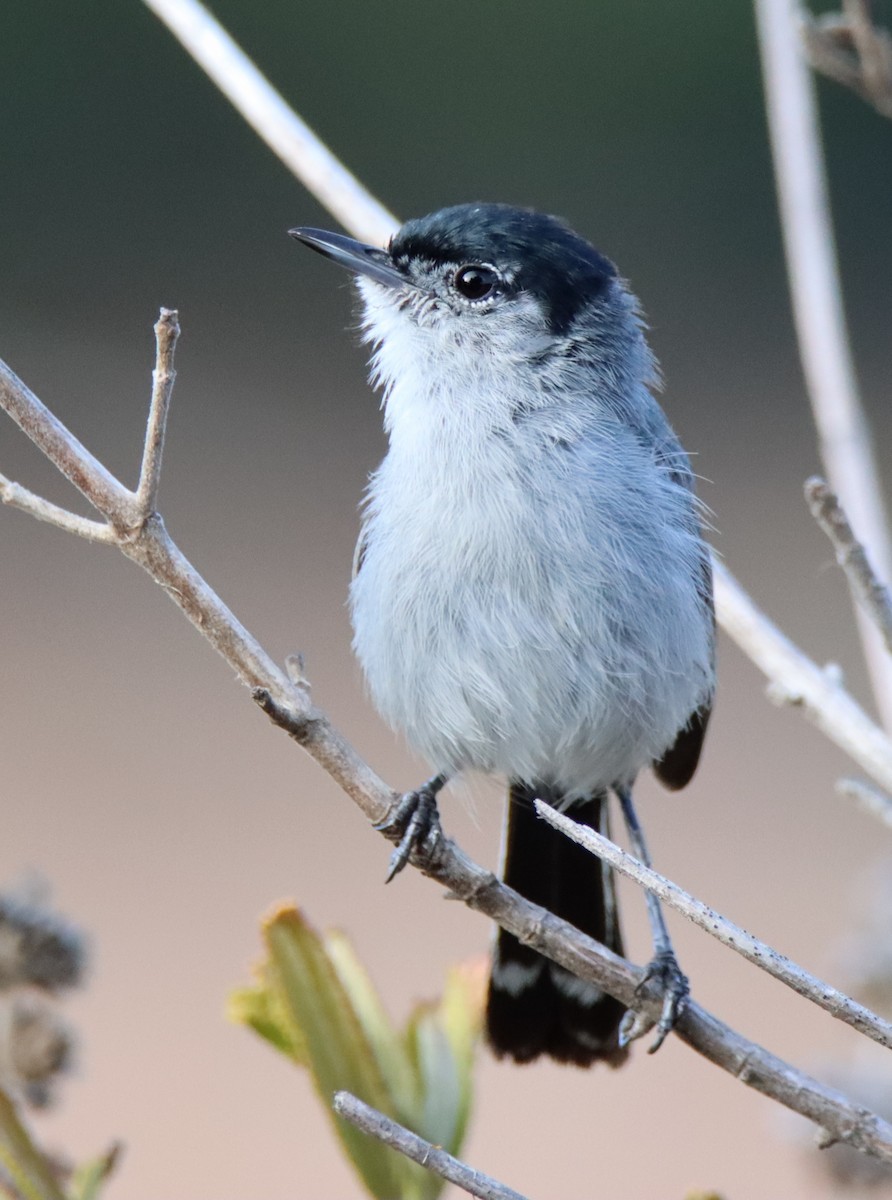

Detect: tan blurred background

[3,1,892,1196]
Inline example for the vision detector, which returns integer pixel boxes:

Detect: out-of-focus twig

[333,1091,529,1200]
[837,777,892,830]
[535,801,892,1049]
[802,0,892,119]
[140,0,397,247]
[713,561,892,794]
[755,0,892,730]
[806,477,892,655]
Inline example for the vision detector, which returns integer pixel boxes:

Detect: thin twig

[713,560,892,794]
[534,800,892,1050]
[141,0,398,248]
[0,362,138,532]
[426,832,892,1164]
[2,330,892,1163]
[846,0,892,112]
[0,475,114,543]
[332,1092,529,1200]
[802,0,892,119]
[0,318,313,739]
[755,0,892,730]
[805,476,892,655]
[135,309,179,515]
[837,777,892,830]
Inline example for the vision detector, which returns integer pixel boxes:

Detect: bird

[289,203,715,1066]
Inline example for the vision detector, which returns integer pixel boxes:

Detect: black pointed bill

[289,227,408,291]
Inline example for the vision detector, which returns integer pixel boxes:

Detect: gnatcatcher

[290,204,715,1066]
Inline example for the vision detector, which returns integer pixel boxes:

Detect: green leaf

[227,966,308,1066]
[263,905,420,1200]
[234,907,486,1199]
[0,1086,65,1200]
[405,959,486,1157]
[324,929,418,1122]
[67,1144,121,1200]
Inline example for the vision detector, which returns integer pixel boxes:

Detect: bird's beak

[289,227,407,291]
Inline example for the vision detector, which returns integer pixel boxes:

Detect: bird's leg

[376,772,449,883]
[614,785,689,1052]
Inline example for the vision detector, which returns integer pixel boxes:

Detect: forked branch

[802,0,892,119]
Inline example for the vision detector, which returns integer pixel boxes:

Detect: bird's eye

[453,265,500,301]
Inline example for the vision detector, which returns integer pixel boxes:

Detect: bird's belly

[350,511,710,794]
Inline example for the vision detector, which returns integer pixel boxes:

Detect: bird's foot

[376,781,444,882]
[619,950,690,1053]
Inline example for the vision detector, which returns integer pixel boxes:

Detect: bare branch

[0,321,309,728]
[0,475,114,543]
[845,0,892,110]
[2,327,892,1163]
[332,1092,529,1200]
[837,776,892,830]
[140,0,398,247]
[0,362,138,532]
[802,0,892,119]
[534,801,892,1051]
[805,476,892,655]
[755,0,892,729]
[429,835,892,1163]
[713,560,892,794]
[135,308,179,516]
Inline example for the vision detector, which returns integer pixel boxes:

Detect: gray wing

[654,522,715,791]
[638,400,716,791]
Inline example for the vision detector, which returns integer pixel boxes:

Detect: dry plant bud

[0,895,85,993]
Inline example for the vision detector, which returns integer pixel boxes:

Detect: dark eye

[453,264,500,301]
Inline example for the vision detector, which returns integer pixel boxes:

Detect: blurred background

[2,0,892,1195]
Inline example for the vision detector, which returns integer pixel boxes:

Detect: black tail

[485,782,628,1067]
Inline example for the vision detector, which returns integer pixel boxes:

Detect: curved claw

[644,950,689,1053]
[619,951,690,1053]
[376,784,443,882]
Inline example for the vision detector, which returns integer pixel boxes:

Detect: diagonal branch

[140,0,397,248]
[0,359,138,532]
[713,560,892,794]
[333,1092,529,1200]
[534,800,892,1050]
[257,692,892,1163]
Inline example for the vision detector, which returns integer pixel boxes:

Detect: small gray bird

[290,204,715,1066]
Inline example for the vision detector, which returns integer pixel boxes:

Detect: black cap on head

[390,203,617,333]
